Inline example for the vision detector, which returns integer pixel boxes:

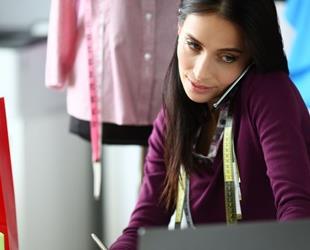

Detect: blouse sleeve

[247,71,310,220]
[45,0,78,90]
[109,109,173,250]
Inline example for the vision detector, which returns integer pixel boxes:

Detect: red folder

[0,98,19,250]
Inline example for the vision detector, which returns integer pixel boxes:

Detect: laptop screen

[138,219,310,250]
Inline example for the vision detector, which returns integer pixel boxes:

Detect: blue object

[286,0,310,107]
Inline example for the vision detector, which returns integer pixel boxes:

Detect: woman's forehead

[181,13,246,49]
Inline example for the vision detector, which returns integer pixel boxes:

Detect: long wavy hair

[161,0,288,210]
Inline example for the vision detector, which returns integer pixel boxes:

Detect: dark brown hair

[161,0,288,210]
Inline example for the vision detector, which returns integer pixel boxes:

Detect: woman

[110,0,310,249]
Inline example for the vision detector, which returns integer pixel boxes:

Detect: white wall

[0,0,50,29]
[102,145,142,246]
[0,42,99,250]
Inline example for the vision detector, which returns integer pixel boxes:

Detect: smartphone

[212,63,253,109]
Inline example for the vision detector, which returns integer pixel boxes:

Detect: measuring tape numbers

[85,0,103,200]
[223,115,242,224]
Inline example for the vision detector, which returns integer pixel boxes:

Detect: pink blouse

[45,0,179,125]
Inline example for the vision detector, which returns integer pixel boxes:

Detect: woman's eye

[185,40,201,51]
[221,55,237,63]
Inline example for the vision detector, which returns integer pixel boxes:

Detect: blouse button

[145,12,153,21]
[144,53,152,61]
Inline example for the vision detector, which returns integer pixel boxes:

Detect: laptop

[138,219,310,250]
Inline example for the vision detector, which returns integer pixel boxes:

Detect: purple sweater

[110,70,310,249]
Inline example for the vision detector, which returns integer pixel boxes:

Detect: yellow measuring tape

[175,166,186,228]
[223,115,242,224]
[175,115,242,227]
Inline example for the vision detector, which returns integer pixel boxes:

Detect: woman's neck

[196,107,220,155]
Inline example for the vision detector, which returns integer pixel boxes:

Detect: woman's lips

[191,81,210,89]
[188,78,215,93]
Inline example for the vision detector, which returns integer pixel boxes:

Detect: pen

[91,233,108,250]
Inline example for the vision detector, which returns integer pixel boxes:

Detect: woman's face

[177,13,251,104]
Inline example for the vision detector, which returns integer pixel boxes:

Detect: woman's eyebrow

[217,48,243,54]
[186,33,204,46]
[186,33,244,53]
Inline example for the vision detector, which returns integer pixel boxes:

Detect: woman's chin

[187,94,209,104]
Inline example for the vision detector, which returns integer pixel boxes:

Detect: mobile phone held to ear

[213,63,253,109]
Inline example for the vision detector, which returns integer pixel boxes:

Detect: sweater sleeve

[109,109,173,250]
[247,71,310,220]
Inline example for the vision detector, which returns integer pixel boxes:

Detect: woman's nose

[193,54,212,82]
